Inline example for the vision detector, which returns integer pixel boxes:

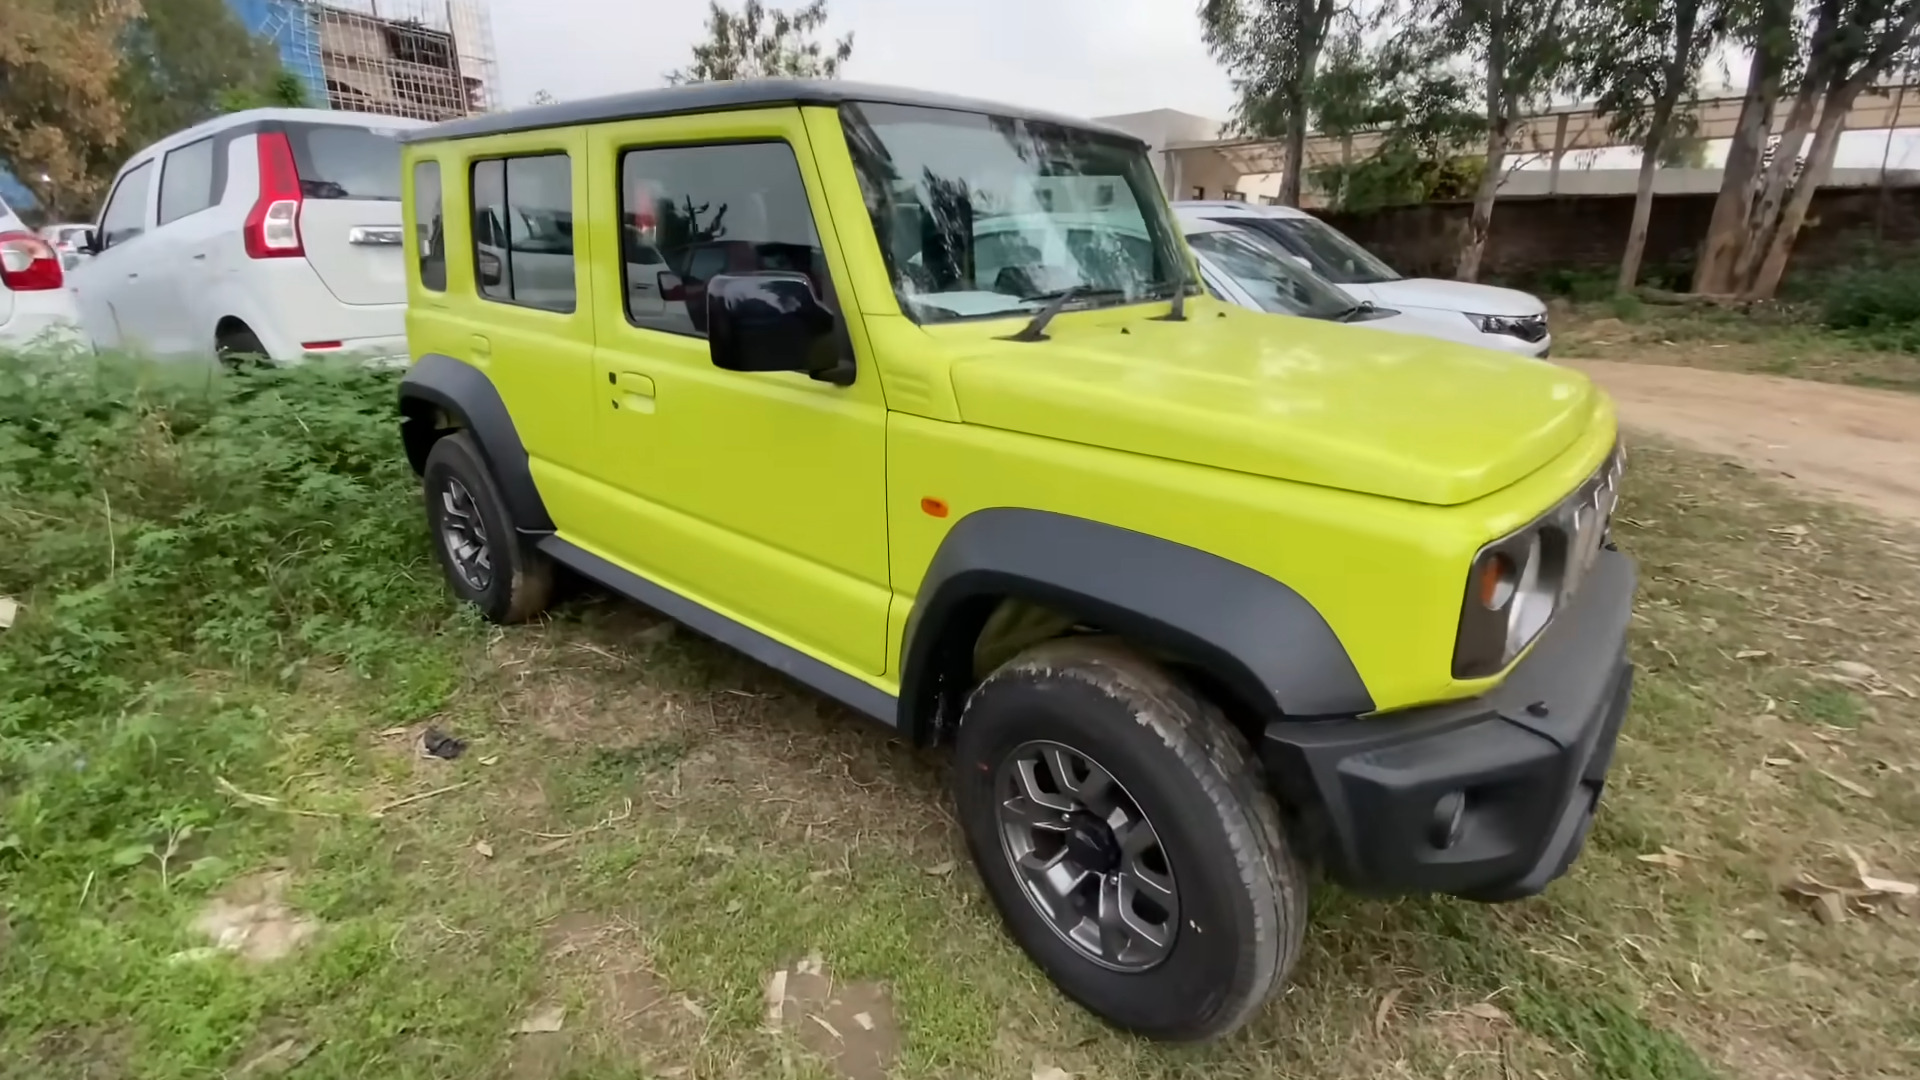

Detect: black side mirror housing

[705,272,853,386]
[80,229,102,255]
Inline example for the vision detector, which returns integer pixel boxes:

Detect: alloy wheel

[994,740,1180,972]
[438,476,493,591]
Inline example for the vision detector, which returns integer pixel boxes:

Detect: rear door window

[414,160,445,291]
[288,124,404,201]
[469,153,575,313]
[158,138,218,224]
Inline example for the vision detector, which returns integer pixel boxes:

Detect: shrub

[0,348,459,897]
[1816,256,1920,350]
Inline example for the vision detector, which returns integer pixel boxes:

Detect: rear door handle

[470,334,491,360]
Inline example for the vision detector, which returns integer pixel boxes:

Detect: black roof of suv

[403,79,1144,145]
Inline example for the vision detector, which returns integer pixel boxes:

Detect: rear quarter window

[288,124,404,201]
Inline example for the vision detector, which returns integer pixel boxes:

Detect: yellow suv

[397,81,1635,1042]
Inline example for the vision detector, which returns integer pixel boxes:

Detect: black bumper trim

[1261,548,1637,899]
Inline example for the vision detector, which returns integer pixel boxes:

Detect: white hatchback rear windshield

[288,124,404,201]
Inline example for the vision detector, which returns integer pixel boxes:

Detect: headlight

[1453,444,1623,677]
[1468,313,1549,342]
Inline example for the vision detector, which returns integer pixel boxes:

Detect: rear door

[288,121,413,306]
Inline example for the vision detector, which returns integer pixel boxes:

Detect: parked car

[1174,208,1543,350]
[397,82,1633,1043]
[1177,200,1552,357]
[39,222,95,270]
[1,192,82,349]
[71,108,429,365]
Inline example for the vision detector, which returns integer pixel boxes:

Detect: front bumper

[1261,546,1635,900]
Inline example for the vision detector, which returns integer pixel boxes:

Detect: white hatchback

[71,108,429,365]
[1,192,83,349]
[1176,200,1552,357]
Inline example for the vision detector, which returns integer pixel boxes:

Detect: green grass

[1555,300,1920,392]
[4,347,1918,1079]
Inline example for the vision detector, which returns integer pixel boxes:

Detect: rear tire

[422,432,553,623]
[953,637,1307,1042]
[216,322,270,370]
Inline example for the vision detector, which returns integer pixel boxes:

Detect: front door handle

[615,371,656,414]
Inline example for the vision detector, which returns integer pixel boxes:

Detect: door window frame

[612,136,845,341]
[157,136,223,226]
[467,150,578,313]
[96,159,157,251]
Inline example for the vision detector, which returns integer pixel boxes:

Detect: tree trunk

[1618,139,1663,293]
[1458,113,1509,282]
[1694,32,1782,293]
[1747,84,1855,297]
[1732,84,1820,289]
[1620,2,1699,294]
[1278,3,1330,208]
[1458,13,1508,284]
[1279,95,1307,207]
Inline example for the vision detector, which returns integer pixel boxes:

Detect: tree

[0,0,139,220]
[116,0,291,153]
[1305,33,1487,210]
[1200,0,1347,207]
[1697,0,1920,297]
[215,71,309,114]
[665,0,854,84]
[1415,0,1580,281]
[1579,0,1721,292]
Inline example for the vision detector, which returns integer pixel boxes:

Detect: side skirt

[537,537,900,728]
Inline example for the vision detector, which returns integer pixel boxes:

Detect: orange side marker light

[920,497,950,518]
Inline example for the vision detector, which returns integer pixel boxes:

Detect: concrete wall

[1314,185,1920,284]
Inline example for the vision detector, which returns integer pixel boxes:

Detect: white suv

[72,108,429,365]
[1176,201,1552,357]
[1,193,82,349]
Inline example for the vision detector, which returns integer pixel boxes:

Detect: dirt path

[1569,359,1920,527]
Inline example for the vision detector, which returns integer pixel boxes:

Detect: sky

[489,0,1239,122]
[486,0,1920,172]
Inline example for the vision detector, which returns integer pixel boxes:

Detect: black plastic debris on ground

[420,728,466,760]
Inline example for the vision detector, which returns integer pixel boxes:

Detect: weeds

[3,347,1917,1079]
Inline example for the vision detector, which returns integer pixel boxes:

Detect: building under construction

[228,0,498,121]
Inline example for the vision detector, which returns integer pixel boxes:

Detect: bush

[0,348,460,900]
[1817,257,1920,350]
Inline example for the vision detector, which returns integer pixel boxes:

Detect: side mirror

[657,270,684,302]
[79,229,102,256]
[476,249,503,286]
[705,272,852,385]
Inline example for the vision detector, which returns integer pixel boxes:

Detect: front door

[72,158,159,353]
[580,109,890,678]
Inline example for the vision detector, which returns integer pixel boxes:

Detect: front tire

[953,637,1307,1042]
[422,432,553,623]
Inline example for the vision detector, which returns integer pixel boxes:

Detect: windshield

[841,102,1190,323]
[1225,216,1400,285]
[1187,230,1354,319]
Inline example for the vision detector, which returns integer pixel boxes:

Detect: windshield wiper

[1152,263,1191,323]
[1335,300,1377,323]
[1002,286,1127,342]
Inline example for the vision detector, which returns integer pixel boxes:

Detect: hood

[944,304,1595,506]
[1368,278,1546,318]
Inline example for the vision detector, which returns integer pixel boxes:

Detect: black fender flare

[898,509,1373,742]
[397,353,554,534]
